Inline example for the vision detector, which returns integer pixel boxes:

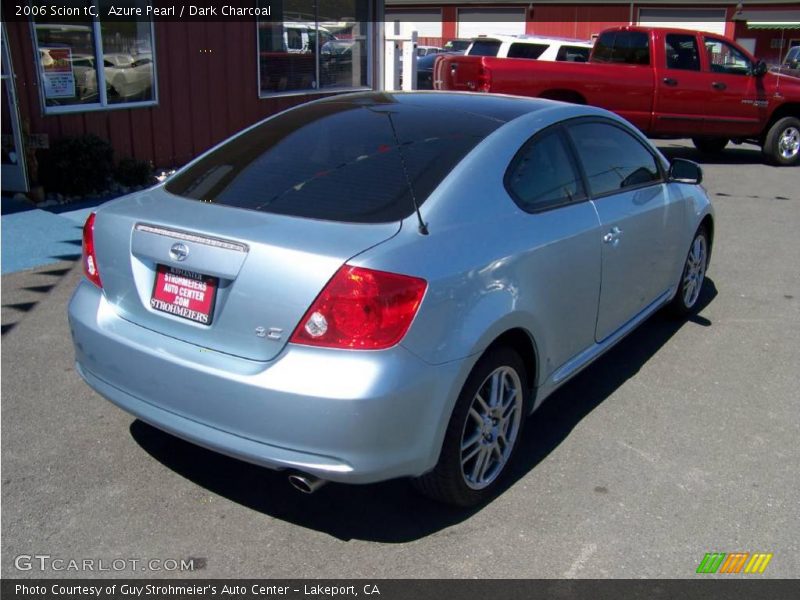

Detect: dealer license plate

[150,265,218,325]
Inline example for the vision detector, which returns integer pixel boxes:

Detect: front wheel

[692,137,728,155]
[762,117,800,166]
[413,347,529,507]
[670,227,709,316]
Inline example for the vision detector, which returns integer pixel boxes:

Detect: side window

[592,31,650,65]
[507,43,548,60]
[704,37,751,75]
[505,129,586,212]
[566,121,661,197]
[556,45,589,62]
[467,40,502,57]
[666,34,700,71]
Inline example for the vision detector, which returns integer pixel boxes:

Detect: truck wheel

[762,117,800,166]
[692,138,728,155]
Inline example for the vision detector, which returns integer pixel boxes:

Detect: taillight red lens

[477,67,492,93]
[290,266,427,350]
[82,212,102,288]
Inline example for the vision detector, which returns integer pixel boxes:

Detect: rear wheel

[413,347,529,507]
[670,227,709,316]
[692,137,728,155]
[762,116,800,166]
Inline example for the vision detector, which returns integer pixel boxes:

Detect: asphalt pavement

[1,140,798,578]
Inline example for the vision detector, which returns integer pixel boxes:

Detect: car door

[565,119,683,342]
[701,36,766,137]
[652,33,709,135]
[503,125,602,375]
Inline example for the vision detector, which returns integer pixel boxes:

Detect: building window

[33,0,156,113]
[257,0,371,97]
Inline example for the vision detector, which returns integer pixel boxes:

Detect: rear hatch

[95,192,399,362]
[92,96,503,361]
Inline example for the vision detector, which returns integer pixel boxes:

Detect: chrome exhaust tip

[287,472,327,494]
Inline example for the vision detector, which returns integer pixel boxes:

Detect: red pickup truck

[435,27,800,166]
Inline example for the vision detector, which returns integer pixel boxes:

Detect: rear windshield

[468,40,502,57]
[593,31,650,65]
[166,100,500,223]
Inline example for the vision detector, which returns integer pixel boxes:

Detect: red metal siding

[6,19,357,170]
[527,5,631,39]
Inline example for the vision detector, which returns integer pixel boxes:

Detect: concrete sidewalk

[1,196,106,275]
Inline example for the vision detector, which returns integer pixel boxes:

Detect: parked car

[436,26,800,166]
[417,45,443,57]
[466,34,593,62]
[416,51,458,89]
[76,52,154,101]
[320,39,356,85]
[69,92,714,506]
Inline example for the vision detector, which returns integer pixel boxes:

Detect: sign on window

[41,47,76,98]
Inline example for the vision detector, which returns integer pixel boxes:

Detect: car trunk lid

[93,189,400,362]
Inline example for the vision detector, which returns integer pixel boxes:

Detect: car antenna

[385,111,429,235]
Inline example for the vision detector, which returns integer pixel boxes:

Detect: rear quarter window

[468,40,502,57]
[507,43,548,59]
[556,45,590,62]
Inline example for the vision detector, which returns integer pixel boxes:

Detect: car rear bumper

[68,281,471,484]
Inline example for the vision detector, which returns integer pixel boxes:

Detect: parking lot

[1,139,798,578]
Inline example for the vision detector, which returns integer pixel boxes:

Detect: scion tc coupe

[69,92,713,506]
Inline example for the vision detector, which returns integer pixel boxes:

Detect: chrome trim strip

[134,224,249,253]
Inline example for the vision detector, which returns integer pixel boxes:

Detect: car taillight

[290,266,427,350]
[82,212,102,288]
[476,66,492,92]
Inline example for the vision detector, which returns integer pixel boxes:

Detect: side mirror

[753,59,768,77]
[668,159,703,185]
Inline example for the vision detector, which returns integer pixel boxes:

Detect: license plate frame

[150,264,219,325]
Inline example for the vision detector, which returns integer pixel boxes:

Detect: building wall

[5,19,377,171]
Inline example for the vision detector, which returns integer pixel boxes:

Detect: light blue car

[69,92,714,506]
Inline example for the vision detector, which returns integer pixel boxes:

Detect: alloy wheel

[460,366,523,490]
[682,234,707,308]
[778,126,800,160]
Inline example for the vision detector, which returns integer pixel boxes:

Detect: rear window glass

[507,43,548,59]
[593,31,650,65]
[468,40,502,57]
[165,100,500,223]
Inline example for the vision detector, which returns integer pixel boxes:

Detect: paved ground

[1,196,102,275]
[1,140,798,579]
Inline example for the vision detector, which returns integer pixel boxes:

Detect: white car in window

[466,35,593,62]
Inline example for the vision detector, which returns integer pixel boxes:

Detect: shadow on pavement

[131,279,718,542]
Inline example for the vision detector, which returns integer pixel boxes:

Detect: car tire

[692,137,728,155]
[413,346,530,507]
[762,117,800,166]
[670,227,709,316]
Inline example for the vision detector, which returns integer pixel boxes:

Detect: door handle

[603,226,623,244]
[662,77,678,86]
[711,81,727,91]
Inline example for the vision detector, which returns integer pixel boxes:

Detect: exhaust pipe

[287,472,327,494]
